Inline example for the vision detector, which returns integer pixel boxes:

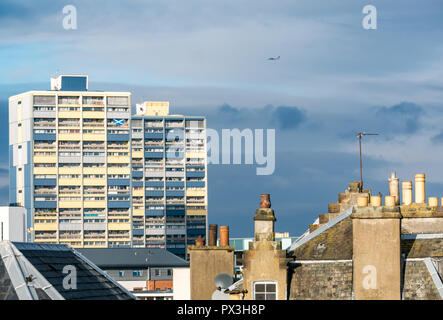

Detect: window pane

[255,284,265,292]
[266,294,276,300]
[266,283,276,292]
[255,294,266,300]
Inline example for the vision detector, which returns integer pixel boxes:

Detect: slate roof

[0,241,136,300]
[285,204,443,299]
[76,248,190,269]
[287,207,353,260]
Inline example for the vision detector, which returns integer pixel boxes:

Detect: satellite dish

[212,290,230,300]
[214,273,233,290]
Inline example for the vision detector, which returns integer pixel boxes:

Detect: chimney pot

[260,194,271,208]
[428,197,438,207]
[388,171,400,205]
[357,196,368,207]
[371,195,381,206]
[414,174,426,204]
[402,181,412,205]
[219,226,229,247]
[208,224,218,246]
[385,195,396,207]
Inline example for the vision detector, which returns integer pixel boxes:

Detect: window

[154,269,160,277]
[133,270,143,277]
[167,269,172,276]
[253,282,277,300]
[119,270,125,277]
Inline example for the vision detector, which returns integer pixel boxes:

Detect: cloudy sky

[1,0,443,237]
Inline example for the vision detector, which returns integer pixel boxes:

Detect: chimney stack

[208,224,218,246]
[254,193,276,242]
[388,172,400,205]
[402,181,412,205]
[219,226,229,247]
[415,174,426,204]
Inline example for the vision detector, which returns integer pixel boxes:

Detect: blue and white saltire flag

[113,119,125,126]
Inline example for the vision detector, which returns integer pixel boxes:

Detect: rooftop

[76,248,190,269]
[0,241,136,300]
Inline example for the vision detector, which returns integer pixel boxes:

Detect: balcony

[58,121,80,128]
[83,234,106,239]
[132,161,143,167]
[35,235,57,240]
[34,121,56,127]
[83,189,105,195]
[82,98,104,106]
[59,235,82,240]
[34,144,56,150]
[83,147,105,151]
[34,189,56,195]
[83,122,104,127]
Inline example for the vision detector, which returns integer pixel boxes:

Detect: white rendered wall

[0,206,26,242]
[173,267,190,300]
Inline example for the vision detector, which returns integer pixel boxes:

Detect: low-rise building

[0,241,136,300]
[0,206,26,242]
[76,247,190,300]
[190,173,443,300]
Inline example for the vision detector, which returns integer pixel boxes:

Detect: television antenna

[357,132,379,192]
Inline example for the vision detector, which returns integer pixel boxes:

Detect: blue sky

[2,0,443,237]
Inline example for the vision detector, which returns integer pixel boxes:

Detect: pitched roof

[287,207,353,253]
[287,207,353,260]
[76,248,190,269]
[0,241,136,300]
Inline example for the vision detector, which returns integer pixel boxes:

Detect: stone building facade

[221,174,443,300]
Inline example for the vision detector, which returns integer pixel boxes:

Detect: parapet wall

[400,204,443,234]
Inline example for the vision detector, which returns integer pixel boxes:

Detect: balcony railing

[83,122,104,127]
[34,121,56,127]
[34,189,57,195]
[59,122,80,127]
